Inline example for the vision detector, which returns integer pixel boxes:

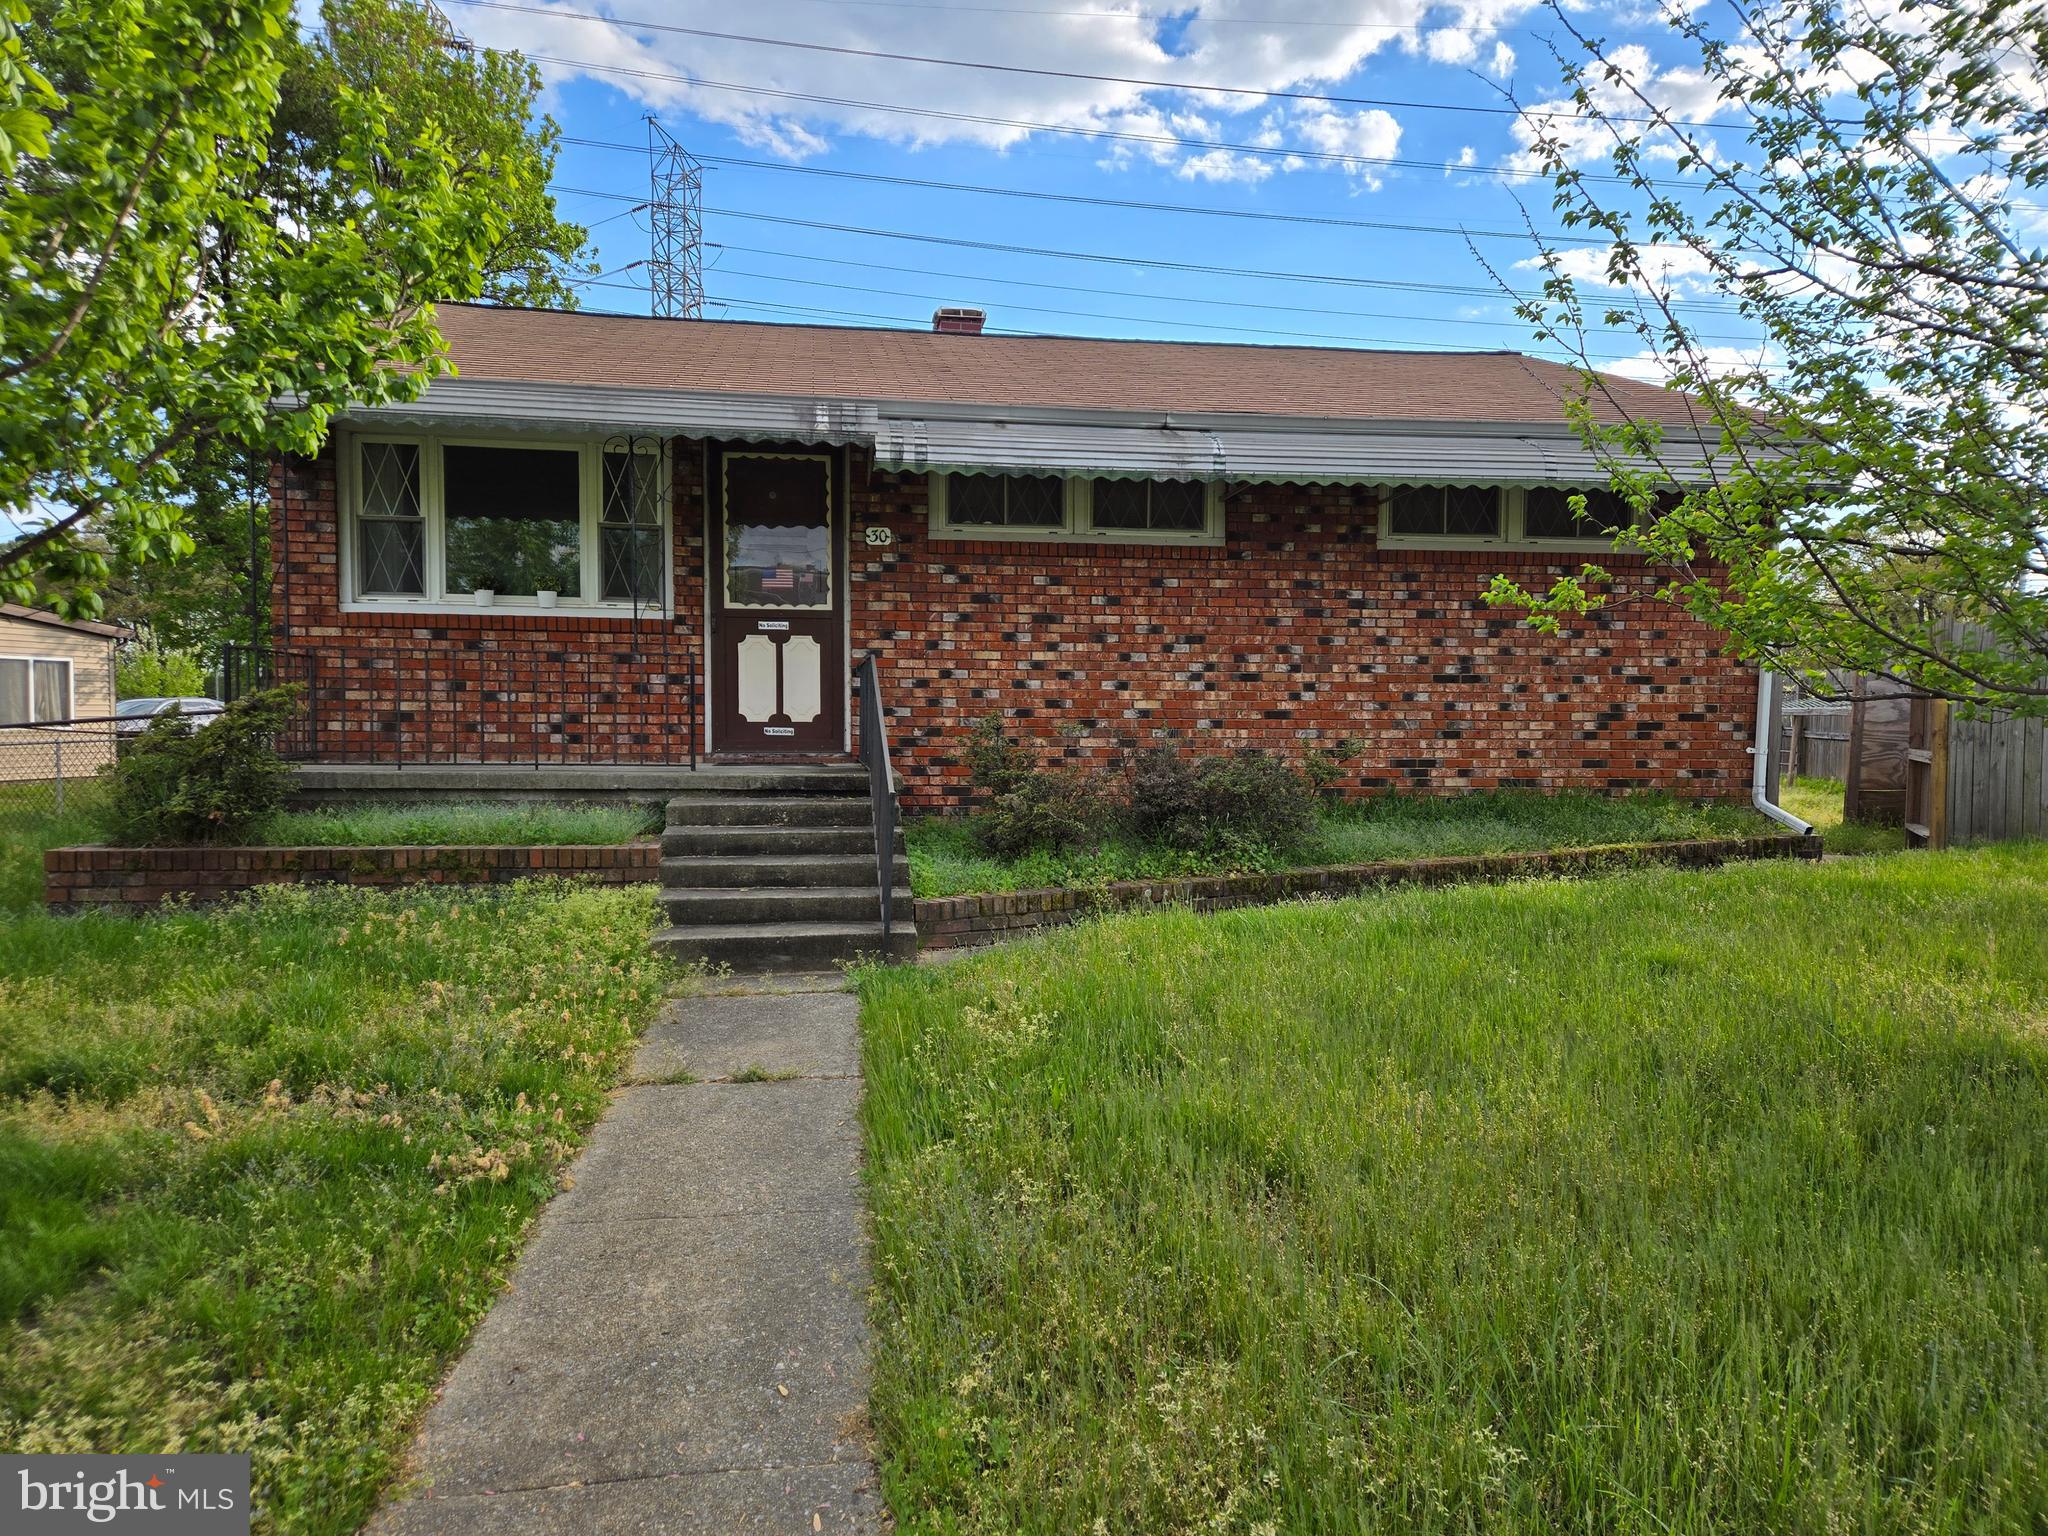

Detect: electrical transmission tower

[646,117,704,319]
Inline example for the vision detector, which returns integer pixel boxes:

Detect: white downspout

[1751,668,1816,837]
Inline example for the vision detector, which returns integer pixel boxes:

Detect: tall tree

[0,0,554,622]
[1494,0,2048,714]
[89,0,591,650]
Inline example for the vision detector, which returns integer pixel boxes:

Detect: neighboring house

[269,303,1762,808]
[0,603,128,784]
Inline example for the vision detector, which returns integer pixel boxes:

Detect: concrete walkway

[371,973,881,1536]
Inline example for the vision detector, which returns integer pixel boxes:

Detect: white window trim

[927,472,1224,547]
[0,654,74,724]
[339,430,673,615]
[1375,485,1637,553]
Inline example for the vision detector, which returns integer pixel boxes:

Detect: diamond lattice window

[356,441,424,594]
[601,449,664,603]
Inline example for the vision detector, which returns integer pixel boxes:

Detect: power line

[556,186,1750,313]
[524,0,1536,35]
[702,292,1532,349]
[556,140,1610,245]
[697,261,1725,359]
[445,0,1741,129]
[690,241,1766,345]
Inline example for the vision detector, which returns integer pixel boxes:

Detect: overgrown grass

[0,880,675,1534]
[860,846,2048,1533]
[907,789,1774,897]
[1783,775,1912,855]
[0,780,114,914]
[257,800,660,847]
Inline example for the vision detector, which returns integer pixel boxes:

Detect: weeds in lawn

[906,789,1773,897]
[860,847,2048,1533]
[0,879,673,1535]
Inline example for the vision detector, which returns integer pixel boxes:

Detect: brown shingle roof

[0,603,130,639]
[432,304,1705,429]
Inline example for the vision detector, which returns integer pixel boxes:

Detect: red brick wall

[271,445,709,765]
[845,451,1756,807]
[274,439,1755,808]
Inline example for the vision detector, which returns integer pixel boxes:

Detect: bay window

[345,434,669,610]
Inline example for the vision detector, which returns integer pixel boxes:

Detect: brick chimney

[932,306,986,335]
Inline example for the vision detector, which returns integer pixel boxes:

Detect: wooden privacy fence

[1935,701,2048,846]
[1781,698,1852,781]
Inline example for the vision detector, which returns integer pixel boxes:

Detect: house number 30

[863,526,894,546]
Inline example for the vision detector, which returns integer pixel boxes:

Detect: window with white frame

[346,435,669,609]
[928,471,1223,544]
[0,656,72,724]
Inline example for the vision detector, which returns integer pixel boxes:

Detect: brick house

[270,302,1762,810]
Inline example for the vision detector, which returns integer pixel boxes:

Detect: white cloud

[1504,42,1733,175]
[455,0,1524,187]
[1292,107,1404,188]
[1520,243,1719,294]
[1489,40,1516,78]
[1603,343,1777,384]
[1424,27,1478,66]
[1177,149,1278,183]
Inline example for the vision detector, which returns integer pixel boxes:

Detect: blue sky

[437,0,1768,380]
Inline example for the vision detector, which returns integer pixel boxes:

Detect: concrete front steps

[652,766,916,972]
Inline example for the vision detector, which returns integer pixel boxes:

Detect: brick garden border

[913,833,1821,949]
[43,842,660,913]
[47,831,1819,927]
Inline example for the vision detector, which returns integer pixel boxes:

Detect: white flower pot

[474,589,495,607]
[536,590,558,609]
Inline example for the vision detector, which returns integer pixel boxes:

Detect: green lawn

[0,779,116,914]
[0,879,676,1534]
[860,846,2048,1533]
[907,790,1776,897]
[1782,775,1912,856]
[256,800,659,848]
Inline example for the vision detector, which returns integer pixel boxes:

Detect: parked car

[114,696,227,736]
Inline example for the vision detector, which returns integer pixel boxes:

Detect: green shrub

[980,769,1105,857]
[963,715,1106,856]
[116,646,210,700]
[965,712,1035,800]
[1126,747,1317,854]
[107,686,302,845]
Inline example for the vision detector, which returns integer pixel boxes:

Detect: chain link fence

[0,719,124,831]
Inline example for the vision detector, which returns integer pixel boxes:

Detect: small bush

[965,713,1035,801]
[107,686,302,845]
[1127,747,1317,854]
[980,769,1105,857]
[963,715,1106,856]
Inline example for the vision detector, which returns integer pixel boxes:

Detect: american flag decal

[762,567,794,591]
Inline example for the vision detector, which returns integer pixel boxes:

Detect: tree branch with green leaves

[1491,0,2048,714]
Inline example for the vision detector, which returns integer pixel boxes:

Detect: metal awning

[874,415,1720,486]
[332,379,879,445]
[331,378,1729,486]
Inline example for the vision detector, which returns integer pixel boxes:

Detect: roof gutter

[1751,668,1815,838]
